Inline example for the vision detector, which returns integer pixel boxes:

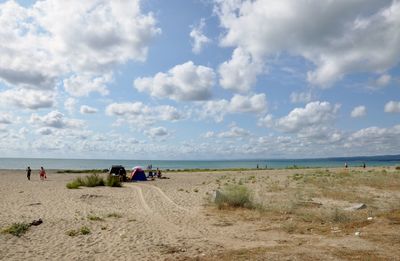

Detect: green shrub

[66,180,81,189]
[106,175,122,187]
[84,174,105,187]
[215,184,253,209]
[80,226,90,235]
[2,222,30,237]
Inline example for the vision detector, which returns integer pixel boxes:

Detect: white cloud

[106,102,185,125]
[214,0,400,87]
[80,105,98,114]
[218,47,263,93]
[0,113,12,124]
[63,74,111,97]
[203,131,215,138]
[0,89,55,110]
[229,93,267,113]
[290,91,314,104]
[64,98,77,115]
[190,18,211,54]
[200,93,267,122]
[376,74,391,87]
[275,101,340,139]
[384,101,400,113]
[0,0,160,102]
[30,110,84,129]
[217,126,250,138]
[345,125,400,154]
[351,105,367,118]
[146,127,169,139]
[134,61,215,101]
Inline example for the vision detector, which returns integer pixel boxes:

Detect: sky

[0,0,399,160]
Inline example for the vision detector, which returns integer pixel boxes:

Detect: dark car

[109,165,127,181]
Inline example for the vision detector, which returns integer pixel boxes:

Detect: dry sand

[1,168,399,260]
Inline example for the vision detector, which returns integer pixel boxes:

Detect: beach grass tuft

[87,215,104,221]
[106,175,122,187]
[80,226,90,235]
[66,174,122,189]
[2,222,30,237]
[66,226,91,236]
[84,174,105,187]
[215,184,254,209]
[106,213,122,218]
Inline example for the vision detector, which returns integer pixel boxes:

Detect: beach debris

[355,231,361,236]
[30,218,43,226]
[344,203,367,211]
[367,217,373,221]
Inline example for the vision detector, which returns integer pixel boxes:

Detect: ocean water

[0,155,399,170]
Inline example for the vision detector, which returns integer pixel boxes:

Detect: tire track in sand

[139,183,189,213]
[126,184,152,214]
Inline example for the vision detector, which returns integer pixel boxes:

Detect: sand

[1,168,399,260]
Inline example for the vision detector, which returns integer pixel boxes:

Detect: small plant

[66,226,91,236]
[2,222,30,237]
[281,221,296,234]
[106,213,122,218]
[215,184,253,209]
[66,180,81,189]
[87,215,104,221]
[80,226,90,235]
[66,229,79,237]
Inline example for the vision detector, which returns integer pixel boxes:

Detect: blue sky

[0,0,399,159]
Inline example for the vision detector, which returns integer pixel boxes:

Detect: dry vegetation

[201,168,400,260]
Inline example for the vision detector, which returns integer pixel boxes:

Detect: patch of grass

[66,226,91,236]
[66,174,122,189]
[66,229,79,237]
[106,213,122,218]
[281,221,296,233]
[66,180,81,189]
[215,184,254,209]
[2,222,30,237]
[80,226,90,235]
[58,169,108,174]
[106,175,122,187]
[85,174,105,187]
[87,215,104,221]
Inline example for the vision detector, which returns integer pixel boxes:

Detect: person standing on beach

[39,166,47,181]
[26,166,31,180]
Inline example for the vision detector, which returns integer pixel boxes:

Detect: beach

[1,167,400,260]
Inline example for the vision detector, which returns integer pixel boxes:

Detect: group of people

[26,166,47,181]
[148,167,162,179]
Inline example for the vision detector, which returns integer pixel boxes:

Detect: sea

[0,155,399,170]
